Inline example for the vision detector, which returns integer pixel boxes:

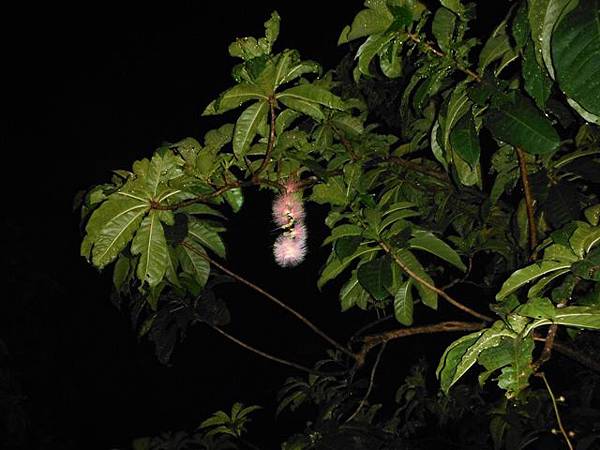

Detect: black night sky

[4,2,513,449]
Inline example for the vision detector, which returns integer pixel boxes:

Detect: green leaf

[224,188,244,213]
[113,254,131,291]
[432,7,457,53]
[440,0,466,17]
[441,81,471,157]
[409,230,467,272]
[338,6,392,44]
[569,223,600,258]
[276,85,345,111]
[323,224,363,246]
[203,84,268,116]
[318,246,380,289]
[529,306,600,330]
[517,296,556,319]
[527,0,574,79]
[478,18,517,74]
[394,279,414,325]
[527,268,570,298]
[552,0,600,117]
[278,96,324,121]
[340,271,371,311]
[522,40,552,110]
[485,93,560,155]
[311,177,349,206]
[177,241,210,289]
[439,324,515,393]
[233,101,269,157]
[355,33,395,78]
[131,211,169,287]
[91,199,149,268]
[357,256,393,300]
[437,330,485,392]
[394,248,438,309]
[496,260,572,300]
[188,219,226,258]
[449,113,480,167]
[496,335,534,397]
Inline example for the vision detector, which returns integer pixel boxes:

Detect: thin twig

[516,146,538,257]
[379,240,493,322]
[387,156,450,182]
[531,325,558,373]
[154,182,241,210]
[345,342,387,423]
[533,336,600,373]
[209,324,347,377]
[331,125,359,160]
[356,321,485,367]
[407,33,481,82]
[538,372,574,450]
[350,314,394,344]
[254,97,277,177]
[182,241,356,360]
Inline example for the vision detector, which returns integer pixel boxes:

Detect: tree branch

[208,324,347,377]
[355,321,485,368]
[254,97,277,178]
[533,336,600,373]
[407,33,482,82]
[379,240,494,322]
[182,241,356,361]
[345,342,387,423]
[516,146,538,256]
[538,372,574,450]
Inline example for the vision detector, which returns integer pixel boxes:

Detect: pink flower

[272,193,305,227]
[273,229,307,267]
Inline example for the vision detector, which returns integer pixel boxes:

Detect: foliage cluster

[76,0,600,448]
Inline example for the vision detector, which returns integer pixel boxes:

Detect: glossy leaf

[496,260,572,300]
[177,241,210,289]
[91,199,149,268]
[527,0,573,79]
[394,279,414,325]
[131,211,169,287]
[409,230,467,272]
[439,324,515,393]
[188,220,226,258]
[233,101,268,157]
[340,271,371,311]
[552,0,600,117]
[394,248,438,309]
[485,94,560,155]
[203,84,268,116]
[449,113,480,167]
[357,256,393,300]
[276,85,345,111]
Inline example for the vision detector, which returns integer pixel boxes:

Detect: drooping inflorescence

[272,179,307,267]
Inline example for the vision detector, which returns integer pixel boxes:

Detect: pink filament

[272,180,307,267]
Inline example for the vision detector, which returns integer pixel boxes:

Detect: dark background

[3,2,509,448]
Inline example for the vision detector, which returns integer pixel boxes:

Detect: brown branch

[531,325,558,373]
[182,241,356,361]
[387,156,450,182]
[153,182,241,210]
[379,240,494,322]
[407,33,482,82]
[331,125,359,160]
[533,336,600,373]
[209,324,347,377]
[254,97,277,178]
[356,321,485,368]
[516,146,538,257]
[345,342,387,423]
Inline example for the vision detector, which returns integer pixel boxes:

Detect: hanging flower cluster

[272,180,307,267]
